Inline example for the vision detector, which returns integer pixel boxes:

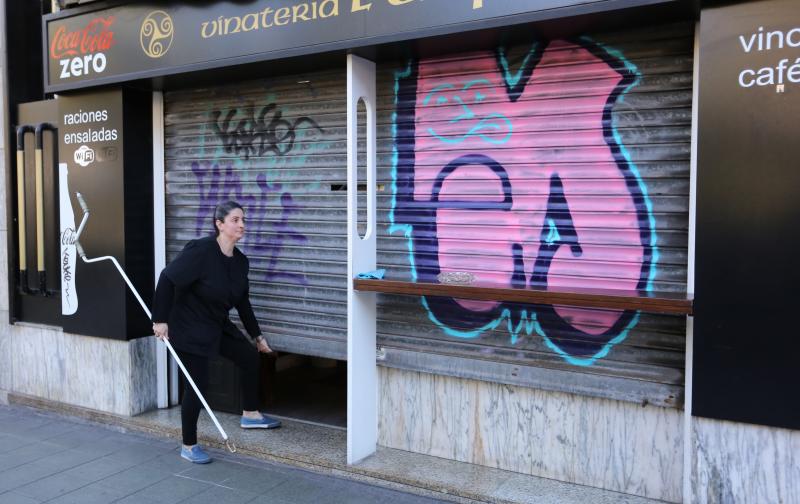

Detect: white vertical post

[683,24,700,504]
[152,91,171,409]
[347,54,377,465]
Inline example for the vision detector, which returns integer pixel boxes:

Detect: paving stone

[37,447,105,472]
[210,462,289,494]
[103,440,172,465]
[114,495,165,504]
[177,459,255,485]
[127,474,213,503]
[175,484,259,504]
[59,454,141,482]
[95,464,172,494]
[69,434,144,457]
[261,476,333,503]
[0,490,43,503]
[0,451,31,472]
[0,434,35,454]
[14,471,95,501]
[0,440,67,470]
[15,419,81,441]
[47,482,131,504]
[0,415,51,435]
[148,451,197,473]
[45,427,116,450]
[324,480,427,504]
[0,460,61,493]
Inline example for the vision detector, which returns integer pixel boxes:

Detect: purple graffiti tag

[191,160,256,235]
[189,165,309,286]
[248,174,309,285]
[210,104,323,160]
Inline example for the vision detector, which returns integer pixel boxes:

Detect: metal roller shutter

[163,20,692,408]
[164,69,349,359]
[374,22,693,408]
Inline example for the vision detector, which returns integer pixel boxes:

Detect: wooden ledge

[353,279,693,316]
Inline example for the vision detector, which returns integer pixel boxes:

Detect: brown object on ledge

[353,279,693,316]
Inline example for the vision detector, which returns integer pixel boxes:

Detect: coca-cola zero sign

[49,16,116,81]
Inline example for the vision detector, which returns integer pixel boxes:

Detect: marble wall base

[0,313,10,392]
[378,366,684,502]
[692,417,800,504]
[0,231,8,314]
[0,317,157,416]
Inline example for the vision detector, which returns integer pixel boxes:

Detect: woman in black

[152,201,279,464]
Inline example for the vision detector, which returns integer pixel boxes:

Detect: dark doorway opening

[192,351,347,429]
[264,354,347,429]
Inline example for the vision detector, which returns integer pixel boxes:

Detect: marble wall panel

[60,330,130,414]
[0,230,8,313]
[129,336,158,415]
[0,145,6,228]
[0,64,5,153]
[379,367,684,503]
[7,323,157,416]
[11,324,51,398]
[0,312,10,391]
[692,417,800,504]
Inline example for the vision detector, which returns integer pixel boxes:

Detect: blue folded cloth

[356,269,385,280]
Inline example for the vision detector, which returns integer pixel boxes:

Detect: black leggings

[177,335,260,446]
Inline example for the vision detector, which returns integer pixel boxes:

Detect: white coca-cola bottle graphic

[59,163,78,315]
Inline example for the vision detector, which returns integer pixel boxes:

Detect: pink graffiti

[412,41,646,339]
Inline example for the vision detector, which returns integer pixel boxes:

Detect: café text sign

[44,0,610,91]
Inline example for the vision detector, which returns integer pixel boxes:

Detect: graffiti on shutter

[391,38,655,366]
[164,73,349,359]
[377,23,692,406]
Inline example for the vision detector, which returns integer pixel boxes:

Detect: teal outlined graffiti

[422,79,513,145]
[390,38,658,366]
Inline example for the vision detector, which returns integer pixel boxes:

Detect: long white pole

[73,193,235,453]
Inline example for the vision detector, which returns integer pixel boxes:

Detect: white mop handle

[82,255,153,318]
[162,339,229,442]
[81,254,230,442]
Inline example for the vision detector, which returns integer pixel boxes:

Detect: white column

[152,91,171,409]
[683,24,700,504]
[346,54,377,464]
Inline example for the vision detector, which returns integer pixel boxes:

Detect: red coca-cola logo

[50,16,115,59]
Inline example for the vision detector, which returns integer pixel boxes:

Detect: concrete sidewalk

[2,394,666,504]
[0,404,452,504]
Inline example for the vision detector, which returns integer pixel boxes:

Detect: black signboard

[44,0,679,92]
[57,88,153,340]
[694,0,800,429]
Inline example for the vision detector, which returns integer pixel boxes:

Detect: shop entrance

[164,66,351,428]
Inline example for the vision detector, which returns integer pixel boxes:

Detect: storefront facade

[0,0,798,502]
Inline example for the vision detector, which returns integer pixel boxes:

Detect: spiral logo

[140,10,173,59]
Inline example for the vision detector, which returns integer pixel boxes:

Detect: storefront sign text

[44,0,634,91]
[737,26,800,88]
